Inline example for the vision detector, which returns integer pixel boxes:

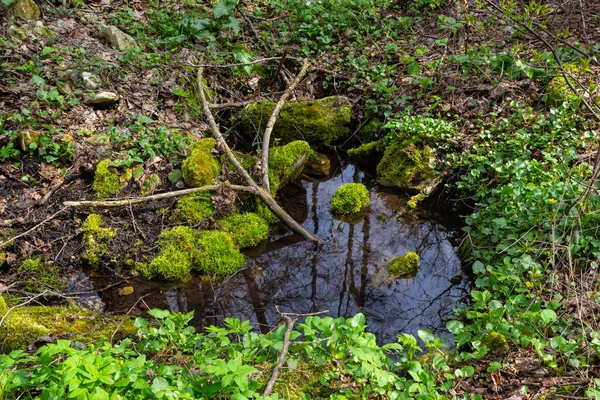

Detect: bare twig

[197,67,319,243]
[263,315,296,397]
[261,59,311,192]
[0,207,68,249]
[63,184,256,208]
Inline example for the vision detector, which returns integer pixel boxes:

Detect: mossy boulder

[17,256,66,292]
[8,0,41,20]
[387,252,420,277]
[304,152,331,176]
[330,183,370,215]
[182,138,220,188]
[81,214,116,266]
[269,140,311,193]
[220,213,269,248]
[241,96,352,146]
[175,192,214,224]
[145,227,245,280]
[347,140,384,159]
[483,331,510,355]
[376,144,438,193]
[0,305,136,353]
[93,159,122,199]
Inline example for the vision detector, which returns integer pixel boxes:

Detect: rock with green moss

[17,256,66,292]
[330,183,370,215]
[0,305,136,353]
[8,0,41,20]
[193,230,245,275]
[241,96,352,146]
[81,214,116,266]
[182,138,220,188]
[304,152,331,176]
[269,140,311,193]
[376,144,438,192]
[407,193,426,209]
[387,252,420,277]
[175,192,214,224]
[220,213,269,248]
[483,331,510,355]
[146,226,197,281]
[347,140,383,159]
[93,159,122,199]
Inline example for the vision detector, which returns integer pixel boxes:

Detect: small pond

[82,157,471,344]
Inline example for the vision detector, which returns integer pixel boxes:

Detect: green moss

[193,231,245,275]
[241,96,352,146]
[220,213,269,248]
[388,252,420,277]
[483,332,510,354]
[376,144,437,191]
[17,256,66,292]
[0,306,136,353]
[93,159,122,199]
[255,201,279,223]
[81,214,116,266]
[347,140,383,159]
[175,192,214,224]
[8,0,41,20]
[0,296,7,314]
[543,63,583,107]
[269,140,311,193]
[146,226,197,280]
[0,251,5,266]
[407,193,426,209]
[181,138,220,188]
[330,183,370,215]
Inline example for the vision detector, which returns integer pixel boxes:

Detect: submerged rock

[83,91,119,107]
[376,144,438,193]
[8,0,41,20]
[181,138,220,188]
[241,96,352,146]
[99,24,138,50]
[330,183,370,215]
[269,140,311,193]
[304,152,331,176]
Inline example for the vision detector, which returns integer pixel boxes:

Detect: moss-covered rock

[269,140,311,193]
[483,331,510,355]
[193,230,245,275]
[146,226,197,281]
[376,144,438,192]
[241,96,352,146]
[182,138,220,188]
[220,213,269,248]
[407,193,426,209]
[0,251,6,266]
[17,256,66,292]
[8,0,41,20]
[175,192,214,224]
[304,151,331,176]
[81,214,116,266]
[330,183,370,215]
[387,252,420,277]
[0,305,136,353]
[93,159,122,199]
[347,140,384,159]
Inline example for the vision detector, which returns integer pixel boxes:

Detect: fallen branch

[262,315,296,397]
[63,184,256,208]
[261,59,311,192]
[0,207,68,249]
[197,67,319,243]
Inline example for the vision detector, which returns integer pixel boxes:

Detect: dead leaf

[212,180,236,217]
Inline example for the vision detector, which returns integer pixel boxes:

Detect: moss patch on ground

[92,159,122,199]
[241,96,352,146]
[387,252,420,277]
[175,192,214,224]
[269,140,311,193]
[376,144,437,192]
[181,138,220,188]
[330,183,370,215]
[17,256,66,292]
[0,303,136,353]
[81,214,116,266]
[219,213,269,248]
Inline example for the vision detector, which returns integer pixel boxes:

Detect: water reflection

[98,164,470,344]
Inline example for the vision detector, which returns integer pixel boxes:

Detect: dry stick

[197,67,319,243]
[0,207,68,249]
[261,59,311,192]
[63,184,256,208]
[263,315,296,397]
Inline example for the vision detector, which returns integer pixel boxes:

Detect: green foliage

[219,212,269,248]
[181,138,220,188]
[330,183,370,215]
[383,115,457,148]
[387,252,420,277]
[174,192,214,224]
[81,214,116,266]
[92,159,122,199]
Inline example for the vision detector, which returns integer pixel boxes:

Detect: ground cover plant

[1,0,600,397]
